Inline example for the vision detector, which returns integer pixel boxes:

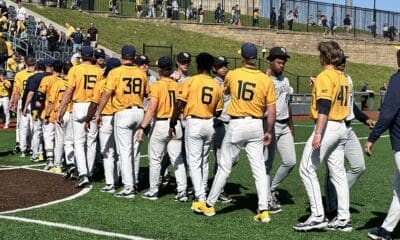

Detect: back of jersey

[105,65,148,112]
[149,77,179,119]
[225,67,276,118]
[67,63,103,102]
[178,74,223,118]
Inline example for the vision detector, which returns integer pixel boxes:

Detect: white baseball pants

[43,122,55,161]
[185,117,214,201]
[54,112,75,168]
[208,118,269,211]
[148,120,187,194]
[299,121,350,220]
[19,102,33,152]
[15,100,21,143]
[99,115,118,186]
[72,102,98,177]
[325,125,366,212]
[264,122,296,194]
[32,117,43,158]
[0,96,10,126]
[114,107,144,189]
[381,151,400,232]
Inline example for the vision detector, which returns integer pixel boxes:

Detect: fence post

[306,0,309,32]
[143,43,145,56]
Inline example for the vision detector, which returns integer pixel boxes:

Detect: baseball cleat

[44,162,54,171]
[191,201,203,213]
[141,191,159,200]
[100,185,116,193]
[326,217,353,232]
[268,201,282,214]
[115,187,136,198]
[253,210,271,223]
[49,167,62,174]
[293,215,328,231]
[63,165,77,179]
[191,201,215,216]
[217,192,233,204]
[13,145,21,154]
[174,191,188,202]
[368,227,392,240]
[271,191,281,208]
[75,176,90,188]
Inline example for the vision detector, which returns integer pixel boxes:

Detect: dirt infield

[0,169,80,212]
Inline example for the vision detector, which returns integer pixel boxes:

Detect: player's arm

[353,102,375,129]
[312,99,331,150]
[9,85,20,112]
[264,103,276,145]
[288,102,295,137]
[95,91,112,125]
[22,90,34,116]
[43,101,54,125]
[57,87,74,123]
[137,98,158,142]
[169,99,186,138]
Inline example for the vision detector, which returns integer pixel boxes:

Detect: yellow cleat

[198,202,216,217]
[253,210,271,223]
[38,153,45,162]
[49,167,62,174]
[191,201,203,213]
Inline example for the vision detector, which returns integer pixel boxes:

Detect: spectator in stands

[47,24,61,52]
[321,15,328,34]
[171,0,179,20]
[65,22,75,52]
[16,2,27,22]
[270,7,276,29]
[198,4,204,23]
[343,14,352,35]
[307,15,315,26]
[71,0,81,10]
[8,18,17,37]
[191,2,198,20]
[252,8,259,27]
[0,33,8,71]
[388,25,397,41]
[16,18,26,36]
[368,21,377,38]
[87,22,98,48]
[383,24,389,41]
[286,10,294,30]
[160,0,167,19]
[214,3,223,23]
[71,27,84,53]
[277,11,284,29]
[37,21,48,50]
[109,0,119,15]
[328,16,336,35]
[0,1,8,19]
[0,12,8,32]
[136,0,143,17]
[147,0,156,18]
[6,52,16,79]
[317,10,322,25]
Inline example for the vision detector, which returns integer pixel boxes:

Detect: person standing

[57,46,103,188]
[203,43,277,223]
[343,14,352,36]
[264,47,296,213]
[96,45,148,198]
[278,11,284,30]
[270,7,276,29]
[87,22,98,48]
[0,69,10,128]
[71,27,84,53]
[287,10,294,30]
[168,52,223,213]
[293,41,351,232]
[365,48,400,240]
[252,8,259,27]
[171,0,179,20]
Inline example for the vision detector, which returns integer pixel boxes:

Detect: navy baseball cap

[267,47,290,61]
[81,46,94,57]
[177,52,191,63]
[94,48,106,59]
[37,60,46,70]
[121,45,136,59]
[135,55,150,65]
[104,57,121,75]
[214,56,229,66]
[157,56,173,70]
[239,43,257,59]
[44,58,54,67]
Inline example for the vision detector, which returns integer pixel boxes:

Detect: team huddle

[6,39,400,239]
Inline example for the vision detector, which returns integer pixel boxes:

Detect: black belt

[276,118,289,124]
[345,120,351,127]
[101,114,114,116]
[125,106,143,110]
[187,115,212,120]
[231,116,262,120]
[156,117,169,121]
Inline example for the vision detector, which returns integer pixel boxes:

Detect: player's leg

[133,135,141,189]
[86,118,98,177]
[168,135,188,201]
[31,115,43,162]
[42,122,55,169]
[63,111,75,167]
[200,119,214,197]
[54,121,65,172]
[14,100,21,152]
[344,128,366,188]
[99,115,116,192]
[19,106,30,156]
[1,96,10,127]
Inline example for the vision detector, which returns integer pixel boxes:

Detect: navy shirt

[368,70,400,151]
[23,72,52,111]
[71,32,84,44]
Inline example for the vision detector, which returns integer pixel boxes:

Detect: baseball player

[169,52,223,211]
[94,48,106,69]
[0,69,11,128]
[57,46,103,188]
[136,56,187,201]
[23,60,53,164]
[365,48,400,240]
[211,55,234,203]
[10,56,36,157]
[264,47,296,214]
[325,56,376,217]
[84,57,121,193]
[96,45,147,198]
[294,41,351,232]
[203,43,276,223]
[41,60,69,174]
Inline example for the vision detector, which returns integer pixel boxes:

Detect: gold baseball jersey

[14,69,35,95]
[104,65,148,112]
[6,57,17,73]
[177,74,223,119]
[46,77,72,122]
[309,66,349,120]
[225,67,276,118]
[38,74,57,96]
[67,63,103,102]
[0,79,11,97]
[148,77,179,119]
[90,77,114,115]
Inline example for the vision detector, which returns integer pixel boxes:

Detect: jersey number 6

[201,87,213,104]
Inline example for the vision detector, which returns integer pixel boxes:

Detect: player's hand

[96,115,102,127]
[84,121,90,132]
[9,102,16,112]
[312,133,322,151]
[43,119,49,125]
[366,119,376,129]
[136,129,144,142]
[22,108,27,117]
[309,76,316,87]
[364,141,374,156]
[168,127,176,138]
[56,112,64,126]
[263,132,272,145]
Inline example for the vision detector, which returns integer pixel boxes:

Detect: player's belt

[345,120,351,127]
[231,116,262,120]
[276,118,289,124]
[187,115,212,120]
[125,105,143,110]
[0,95,8,98]
[156,117,169,121]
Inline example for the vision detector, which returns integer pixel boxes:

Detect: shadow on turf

[356,211,400,239]
[0,150,14,157]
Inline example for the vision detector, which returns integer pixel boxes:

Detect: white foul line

[0,215,152,240]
